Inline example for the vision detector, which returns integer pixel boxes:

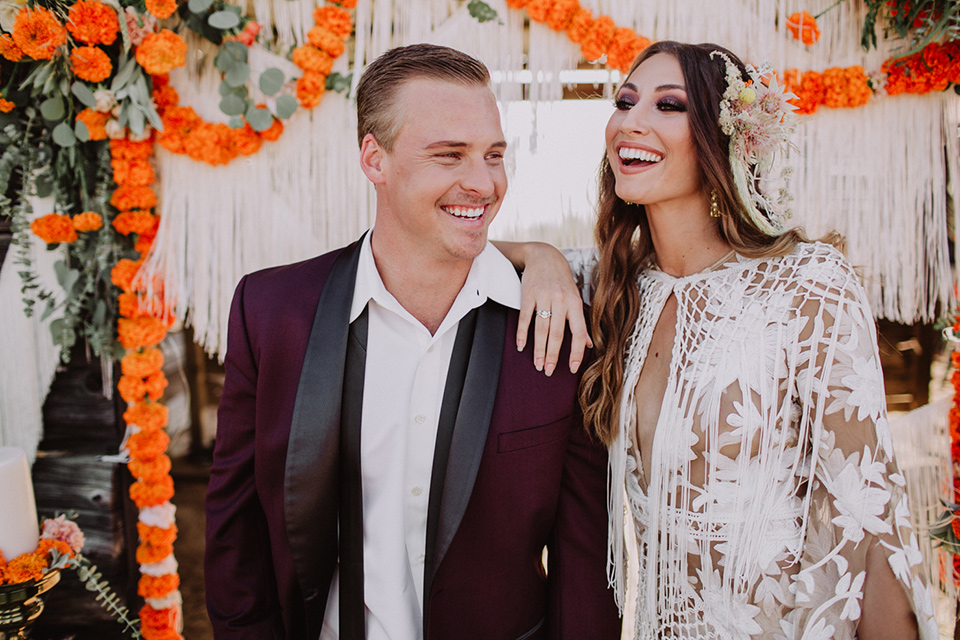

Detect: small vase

[0,569,60,639]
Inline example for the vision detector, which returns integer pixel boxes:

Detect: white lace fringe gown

[573,242,938,640]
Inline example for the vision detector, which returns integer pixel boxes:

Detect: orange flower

[152,84,179,111]
[183,121,239,166]
[0,34,23,62]
[139,605,180,635]
[111,185,157,210]
[525,0,552,23]
[292,45,333,75]
[565,7,594,44]
[130,476,175,508]
[122,347,164,378]
[118,316,168,349]
[111,139,155,160]
[307,26,345,58]
[546,0,579,31]
[845,66,871,108]
[233,123,262,156]
[135,233,157,256]
[111,258,143,292]
[145,0,178,20]
[157,105,199,153]
[137,540,174,565]
[787,11,821,46]
[259,116,284,142]
[129,453,172,483]
[126,425,170,460]
[71,45,112,82]
[31,213,78,245]
[37,538,75,559]
[135,29,187,75]
[505,0,530,8]
[76,108,110,140]
[138,573,179,599]
[580,14,616,62]
[111,158,156,187]
[118,374,147,403]
[0,98,15,114]
[144,370,168,400]
[3,552,47,584]
[67,0,119,46]
[72,211,103,232]
[140,625,182,640]
[606,28,648,74]
[124,401,169,431]
[313,6,352,40]
[12,6,67,61]
[137,522,178,547]
[296,71,326,109]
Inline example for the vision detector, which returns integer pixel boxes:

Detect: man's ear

[359,133,386,184]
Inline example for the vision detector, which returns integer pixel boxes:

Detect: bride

[507,40,937,639]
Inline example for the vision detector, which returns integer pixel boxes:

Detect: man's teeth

[619,147,663,163]
[445,206,484,219]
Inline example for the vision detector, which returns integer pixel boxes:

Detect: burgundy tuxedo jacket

[204,238,621,640]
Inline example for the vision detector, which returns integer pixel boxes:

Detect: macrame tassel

[0,207,64,461]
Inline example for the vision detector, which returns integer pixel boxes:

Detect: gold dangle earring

[709,191,721,218]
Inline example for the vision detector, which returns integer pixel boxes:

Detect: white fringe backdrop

[139,0,960,358]
[0,199,64,461]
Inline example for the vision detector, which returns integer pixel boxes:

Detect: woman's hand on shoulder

[512,242,592,376]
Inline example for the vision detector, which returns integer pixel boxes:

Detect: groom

[204,43,620,640]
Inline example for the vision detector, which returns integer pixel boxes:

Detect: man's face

[362,78,507,267]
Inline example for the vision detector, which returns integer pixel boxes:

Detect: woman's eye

[613,97,635,111]
[657,98,687,112]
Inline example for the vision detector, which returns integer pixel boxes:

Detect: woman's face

[605,53,704,211]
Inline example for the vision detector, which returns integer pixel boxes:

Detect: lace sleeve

[561,248,599,305]
[792,252,938,638]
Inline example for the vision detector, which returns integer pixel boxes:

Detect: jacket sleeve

[546,407,623,639]
[204,275,286,639]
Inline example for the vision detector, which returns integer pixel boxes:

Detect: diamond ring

[535,309,552,319]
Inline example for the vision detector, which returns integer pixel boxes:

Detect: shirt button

[427,345,435,353]
[417,554,425,564]
[415,415,426,424]
[411,487,422,496]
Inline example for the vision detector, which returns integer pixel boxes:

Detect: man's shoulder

[240,242,358,302]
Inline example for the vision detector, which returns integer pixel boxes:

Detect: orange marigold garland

[135,29,188,76]
[30,213,78,245]
[786,11,821,46]
[70,46,114,83]
[949,320,960,585]
[66,0,119,46]
[110,129,183,637]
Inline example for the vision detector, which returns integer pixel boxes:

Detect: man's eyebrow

[424,140,508,149]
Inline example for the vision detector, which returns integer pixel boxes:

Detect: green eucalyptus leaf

[245,104,272,131]
[36,172,54,198]
[188,0,214,13]
[221,40,248,64]
[40,298,57,322]
[111,57,138,92]
[117,101,129,128]
[208,10,241,30]
[40,96,65,121]
[52,122,76,147]
[467,0,499,23]
[275,94,298,119]
[225,62,251,88]
[219,93,247,116]
[75,120,90,142]
[71,82,97,108]
[325,72,352,94]
[144,102,164,131]
[227,115,244,128]
[258,68,285,96]
[128,106,145,136]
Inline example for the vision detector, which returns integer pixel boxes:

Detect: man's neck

[370,238,474,335]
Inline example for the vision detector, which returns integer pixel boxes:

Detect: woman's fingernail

[534,358,543,371]
[570,361,580,374]
[517,339,525,351]
[545,364,555,377]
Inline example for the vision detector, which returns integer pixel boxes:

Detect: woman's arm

[493,240,592,376]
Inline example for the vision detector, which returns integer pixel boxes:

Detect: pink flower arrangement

[40,514,86,554]
[124,6,157,47]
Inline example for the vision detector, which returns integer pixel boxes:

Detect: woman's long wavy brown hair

[579,41,841,446]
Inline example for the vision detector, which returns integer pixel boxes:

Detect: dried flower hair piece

[711,51,798,236]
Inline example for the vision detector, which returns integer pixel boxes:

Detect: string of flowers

[109,132,183,640]
[929,316,960,586]
[154,0,355,167]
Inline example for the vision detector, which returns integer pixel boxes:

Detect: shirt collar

[350,229,521,325]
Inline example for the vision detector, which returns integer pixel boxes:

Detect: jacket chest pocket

[497,416,570,453]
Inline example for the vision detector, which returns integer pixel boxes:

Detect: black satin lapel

[422,307,479,626]
[429,303,506,585]
[284,235,365,617]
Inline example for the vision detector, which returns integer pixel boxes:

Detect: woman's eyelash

[614,97,634,110]
[657,98,686,111]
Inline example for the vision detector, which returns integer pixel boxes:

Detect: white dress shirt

[319,231,521,640]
